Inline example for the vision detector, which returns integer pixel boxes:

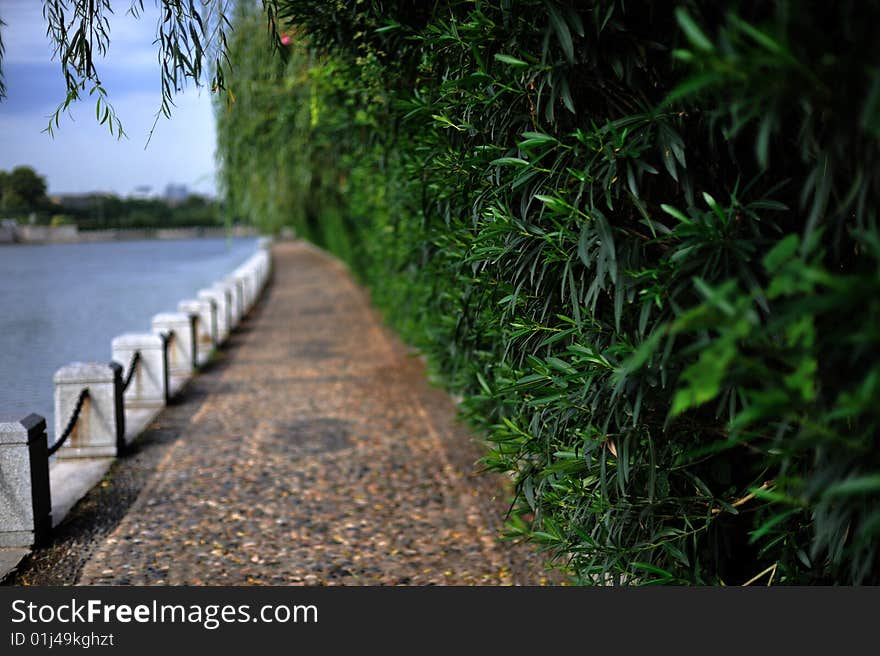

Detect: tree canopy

[0,166,48,213]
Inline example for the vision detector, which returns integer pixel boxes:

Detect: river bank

[0,222,257,244]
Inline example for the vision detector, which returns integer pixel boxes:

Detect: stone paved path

[78,241,551,585]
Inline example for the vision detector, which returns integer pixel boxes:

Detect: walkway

[43,241,549,585]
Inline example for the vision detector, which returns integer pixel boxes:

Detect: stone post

[53,362,125,459]
[259,250,270,285]
[179,299,215,364]
[222,281,237,332]
[262,248,273,282]
[152,312,196,377]
[253,250,271,292]
[225,275,245,326]
[233,268,253,314]
[199,286,231,344]
[112,333,166,408]
[245,261,262,303]
[0,414,52,547]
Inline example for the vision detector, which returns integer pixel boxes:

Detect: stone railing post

[198,287,230,345]
[112,333,166,409]
[225,275,245,326]
[53,362,125,459]
[0,414,52,547]
[179,299,215,364]
[152,312,196,377]
[257,251,270,287]
[253,250,271,292]
[244,263,261,306]
[234,270,252,315]
[262,247,273,281]
[221,282,236,332]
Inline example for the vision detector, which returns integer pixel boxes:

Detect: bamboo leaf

[547,5,575,64]
[493,53,528,67]
[675,7,714,52]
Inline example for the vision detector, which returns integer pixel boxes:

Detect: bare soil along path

[15,241,552,585]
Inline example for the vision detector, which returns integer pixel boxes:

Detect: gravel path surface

[5,241,554,586]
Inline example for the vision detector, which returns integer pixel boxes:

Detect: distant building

[164,183,189,206]
[130,185,153,199]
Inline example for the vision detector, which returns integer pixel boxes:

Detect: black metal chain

[47,388,90,457]
[121,350,141,392]
[159,330,173,404]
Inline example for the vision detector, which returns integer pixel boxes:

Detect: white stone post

[254,249,271,291]
[233,268,253,314]
[112,333,166,408]
[262,247,273,282]
[247,260,262,301]
[0,414,52,547]
[221,280,238,331]
[199,286,231,344]
[215,280,236,331]
[256,250,270,287]
[225,275,245,326]
[198,287,229,346]
[178,299,215,365]
[235,267,254,313]
[152,312,196,378]
[53,362,125,459]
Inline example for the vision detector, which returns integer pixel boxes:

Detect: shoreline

[0,224,258,245]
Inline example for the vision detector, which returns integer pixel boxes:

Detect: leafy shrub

[217,0,880,584]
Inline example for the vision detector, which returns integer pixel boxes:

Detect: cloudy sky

[0,0,217,197]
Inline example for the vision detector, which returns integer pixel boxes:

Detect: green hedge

[217,1,880,584]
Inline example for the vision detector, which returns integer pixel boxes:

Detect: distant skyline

[0,0,218,197]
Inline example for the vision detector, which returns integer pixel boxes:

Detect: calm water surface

[0,237,259,437]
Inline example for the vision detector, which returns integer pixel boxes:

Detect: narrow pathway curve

[75,241,550,585]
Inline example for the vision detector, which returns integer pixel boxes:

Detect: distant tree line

[57,193,222,230]
[0,165,223,230]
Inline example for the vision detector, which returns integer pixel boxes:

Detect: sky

[0,0,218,197]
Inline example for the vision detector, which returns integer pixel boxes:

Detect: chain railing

[1,244,272,556]
[121,350,142,393]
[46,387,89,457]
[159,330,175,403]
[0,245,273,559]
[189,313,199,368]
[159,330,175,348]
[160,330,174,392]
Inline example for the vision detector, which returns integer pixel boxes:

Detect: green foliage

[0,166,48,214]
[218,1,880,585]
[0,16,5,99]
[58,193,222,230]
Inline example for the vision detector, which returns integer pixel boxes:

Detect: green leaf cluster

[217,1,880,585]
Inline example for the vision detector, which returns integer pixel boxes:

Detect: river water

[0,237,259,438]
